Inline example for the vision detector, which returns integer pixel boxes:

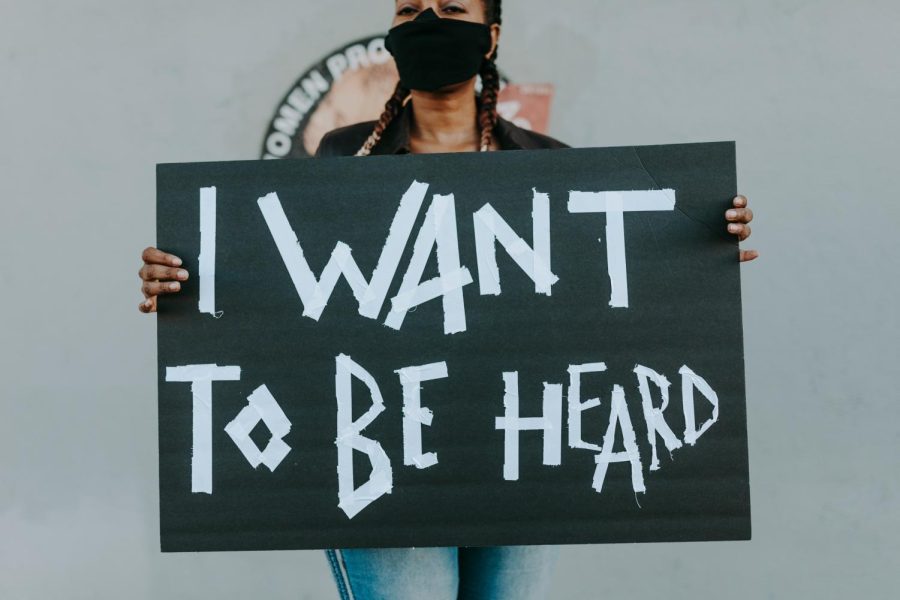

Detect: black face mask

[385,8,493,92]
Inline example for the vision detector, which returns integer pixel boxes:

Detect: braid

[478,57,500,152]
[478,0,502,152]
[356,81,410,157]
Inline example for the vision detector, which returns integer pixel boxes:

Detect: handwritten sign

[156,143,750,551]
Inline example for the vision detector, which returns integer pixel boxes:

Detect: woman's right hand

[138,247,189,313]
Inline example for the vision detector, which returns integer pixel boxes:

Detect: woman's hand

[726,195,758,263]
[138,247,189,313]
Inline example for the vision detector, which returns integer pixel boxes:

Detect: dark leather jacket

[315,103,569,157]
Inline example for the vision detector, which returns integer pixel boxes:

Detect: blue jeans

[325,546,558,600]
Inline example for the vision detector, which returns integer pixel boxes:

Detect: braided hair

[477,0,502,152]
[356,0,503,157]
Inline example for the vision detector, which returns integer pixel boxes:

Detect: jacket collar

[374,101,530,154]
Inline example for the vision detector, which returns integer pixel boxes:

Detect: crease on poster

[632,148,724,236]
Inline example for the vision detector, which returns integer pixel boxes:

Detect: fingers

[729,196,757,261]
[727,223,752,241]
[138,247,182,314]
[725,207,753,224]
[138,264,189,282]
[142,280,182,298]
[727,196,753,241]
[740,249,759,263]
[138,296,157,313]
[142,246,182,267]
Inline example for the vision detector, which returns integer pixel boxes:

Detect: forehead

[394,0,486,9]
[392,0,489,25]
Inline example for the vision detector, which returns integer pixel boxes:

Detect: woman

[138,1,757,598]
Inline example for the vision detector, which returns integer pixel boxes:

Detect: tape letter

[592,385,646,495]
[473,189,559,296]
[634,365,683,471]
[396,362,449,470]
[386,194,473,334]
[335,354,393,519]
[494,372,563,481]
[165,364,241,494]
[198,187,220,317]
[567,363,607,452]
[258,180,428,321]
[224,384,292,471]
[680,365,720,446]
[568,189,676,308]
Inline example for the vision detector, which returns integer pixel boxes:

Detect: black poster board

[156,143,750,552]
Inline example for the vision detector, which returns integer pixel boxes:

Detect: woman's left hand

[726,195,758,263]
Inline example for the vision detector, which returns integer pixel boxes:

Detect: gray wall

[1,0,897,598]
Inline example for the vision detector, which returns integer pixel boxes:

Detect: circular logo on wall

[261,35,555,159]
